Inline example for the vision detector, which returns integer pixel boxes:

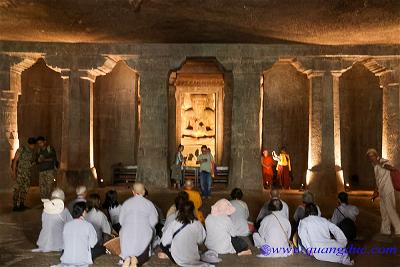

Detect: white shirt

[331,203,359,225]
[162,212,178,234]
[253,211,292,257]
[119,195,158,258]
[108,205,122,225]
[37,208,72,252]
[374,158,394,197]
[205,214,237,254]
[298,215,352,265]
[60,218,97,266]
[85,209,111,245]
[161,219,206,266]
[230,200,250,236]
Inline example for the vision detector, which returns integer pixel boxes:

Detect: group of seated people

[32,181,359,267]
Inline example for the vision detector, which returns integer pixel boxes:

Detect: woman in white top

[85,193,112,260]
[163,191,189,235]
[229,188,251,236]
[53,201,98,267]
[159,201,208,266]
[205,199,252,256]
[293,191,321,224]
[33,188,72,252]
[102,190,122,233]
[253,199,292,258]
[298,203,353,265]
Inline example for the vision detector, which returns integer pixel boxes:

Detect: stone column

[0,57,20,191]
[229,65,262,190]
[307,71,337,195]
[382,80,400,166]
[135,68,170,188]
[59,70,96,189]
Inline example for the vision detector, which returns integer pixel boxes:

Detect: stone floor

[0,185,399,267]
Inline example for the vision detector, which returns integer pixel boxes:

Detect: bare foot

[238,249,252,256]
[158,252,169,259]
[122,257,131,267]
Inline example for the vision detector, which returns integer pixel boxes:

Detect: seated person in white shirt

[298,203,354,266]
[102,190,122,233]
[205,199,252,256]
[256,188,289,229]
[52,202,97,267]
[331,192,359,241]
[158,201,207,266]
[253,198,292,258]
[229,188,252,236]
[86,193,112,260]
[293,191,321,223]
[33,188,72,253]
[163,191,189,235]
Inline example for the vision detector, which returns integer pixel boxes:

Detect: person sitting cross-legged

[253,198,292,258]
[205,199,252,256]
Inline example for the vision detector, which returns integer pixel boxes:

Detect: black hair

[176,200,196,224]
[230,188,243,200]
[144,188,149,198]
[87,193,101,211]
[178,144,184,149]
[175,191,189,210]
[72,201,87,219]
[102,190,119,209]
[201,145,207,149]
[27,137,36,145]
[305,203,319,217]
[268,198,283,211]
[338,192,348,204]
[36,136,46,142]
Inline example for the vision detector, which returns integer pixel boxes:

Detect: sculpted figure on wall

[181,93,215,139]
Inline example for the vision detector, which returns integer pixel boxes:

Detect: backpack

[336,207,357,241]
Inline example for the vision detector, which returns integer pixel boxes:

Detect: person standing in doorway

[37,136,58,199]
[171,144,185,189]
[367,148,400,236]
[261,149,274,190]
[196,145,214,199]
[12,137,36,211]
[272,146,291,189]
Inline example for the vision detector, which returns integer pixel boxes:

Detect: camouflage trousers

[13,174,30,206]
[39,170,56,199]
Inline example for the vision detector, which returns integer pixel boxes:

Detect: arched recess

[93,61,140,184]
[168,58,233,170]
[262,59,309,188]
[18,58,63,185]
[339,62,382,189]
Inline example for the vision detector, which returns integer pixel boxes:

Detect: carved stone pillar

[382,77,400,166]
[307,71,337,195]
[135,67,170,187]
[229,64,262,190]
[59,69,96,189]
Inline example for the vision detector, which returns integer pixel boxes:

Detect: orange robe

[261,155,274,186]
[184,189,205,223]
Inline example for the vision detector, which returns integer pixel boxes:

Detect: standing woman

[171,145,185,189]
[272,147,291,190]
[261,149,274,189]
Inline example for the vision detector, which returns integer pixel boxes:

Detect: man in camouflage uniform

[12,137,36,211]
[36,136,58,199]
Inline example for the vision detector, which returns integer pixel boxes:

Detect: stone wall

[0,42,398,194]
[263,62,309,187]
[93,61,139,184]
[339,63,382,188]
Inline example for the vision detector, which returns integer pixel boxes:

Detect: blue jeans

[200,171,212,197]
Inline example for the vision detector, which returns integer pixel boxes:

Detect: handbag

[163,223,188,250]
[336,207,356,241]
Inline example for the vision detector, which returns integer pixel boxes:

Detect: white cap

[51,188,65,201]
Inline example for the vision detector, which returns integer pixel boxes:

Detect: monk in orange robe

[183,180,205,223]
[272,147,291,190]
[261,149,274,189]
